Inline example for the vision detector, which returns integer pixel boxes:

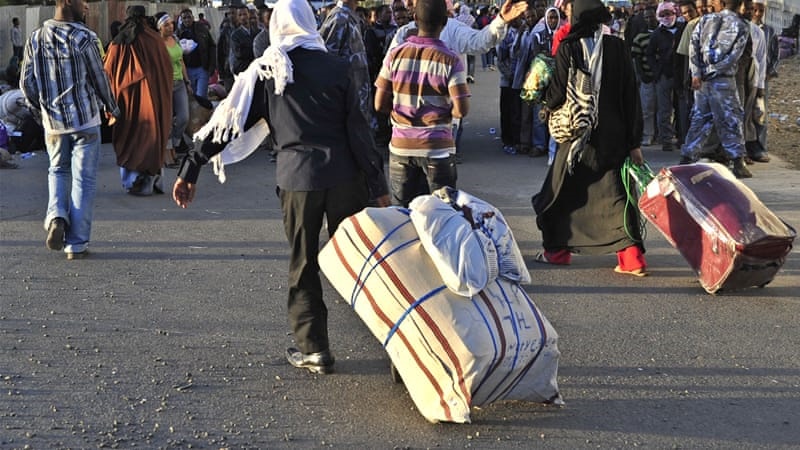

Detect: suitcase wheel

[390,362,403,384]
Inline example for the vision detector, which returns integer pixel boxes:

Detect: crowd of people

[10,0,792,373]
[493,0,784,180]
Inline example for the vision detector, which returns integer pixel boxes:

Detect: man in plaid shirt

[20,0,119,260]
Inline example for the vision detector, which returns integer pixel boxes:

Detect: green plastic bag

[520,53,555,103]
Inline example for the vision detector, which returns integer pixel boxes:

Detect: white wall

[767,0,800,30]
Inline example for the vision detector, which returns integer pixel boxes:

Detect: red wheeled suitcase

[638,163,796,294]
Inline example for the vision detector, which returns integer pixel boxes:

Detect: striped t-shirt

[375,36,470,158]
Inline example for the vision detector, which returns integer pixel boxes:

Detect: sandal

[614,265,648,277]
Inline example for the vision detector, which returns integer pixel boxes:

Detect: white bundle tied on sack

[409,188,531,297]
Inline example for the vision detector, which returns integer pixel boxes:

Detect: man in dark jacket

[646,1,684,152]
[173,0,389,375]
[228,5,255,78]
[178,9,217,99]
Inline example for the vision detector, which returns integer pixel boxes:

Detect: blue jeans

[481,51,493,69]
[532,103,547,149]
[639,81,656,145]
[44,126,101,253]
[186,66,209,99]
[675,87,692,146]
[655,75,675,144]
[170,80,190,149]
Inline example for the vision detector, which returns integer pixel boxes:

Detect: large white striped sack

[319,207,562,423]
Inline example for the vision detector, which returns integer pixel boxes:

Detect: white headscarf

[544,6,561,34]
[264,0,327,95]
[194,0,327,182]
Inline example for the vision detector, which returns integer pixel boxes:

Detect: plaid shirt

[20,19,118,134]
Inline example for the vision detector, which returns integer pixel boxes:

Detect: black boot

[732,157,753,179]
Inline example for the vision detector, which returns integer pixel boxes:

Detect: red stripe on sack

[334,218,454,421]
[473,291,508,397]
[349,215,472,406]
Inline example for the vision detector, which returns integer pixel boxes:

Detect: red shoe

[534,250,571,265]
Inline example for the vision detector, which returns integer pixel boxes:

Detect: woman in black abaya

[532,0,648,276]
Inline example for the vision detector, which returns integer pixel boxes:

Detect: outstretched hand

[173,177,196,209]
[499,0,529,23]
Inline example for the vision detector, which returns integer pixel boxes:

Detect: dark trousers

[500,87,521,146]
[279,177,369,354]
[389,153,457,207]
[676,87,692,146]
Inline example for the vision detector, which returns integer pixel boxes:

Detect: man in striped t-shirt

[374,0,470,207]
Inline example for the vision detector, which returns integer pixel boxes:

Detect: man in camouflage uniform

[318,0,372,123]
[679,0,752,178]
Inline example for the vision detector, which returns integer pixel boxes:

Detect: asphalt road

[1,69,798,449]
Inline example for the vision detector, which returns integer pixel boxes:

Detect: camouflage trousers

[680,76,745,160]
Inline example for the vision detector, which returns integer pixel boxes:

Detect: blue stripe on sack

[494,284,549,401]
[349,217,413,307]
[469,296,501,396]
[350,237,419,309]
[383,285,448,348]
[479,280,524,404]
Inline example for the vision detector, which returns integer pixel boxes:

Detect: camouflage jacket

[690,9,750,80]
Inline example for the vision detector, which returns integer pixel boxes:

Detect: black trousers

[279,176,369,354]
[500,87,521,146]
[388,153,457,207]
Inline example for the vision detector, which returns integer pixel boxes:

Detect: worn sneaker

[66,250,89,260]
[286,347,334,374]
[678,155,694,165]
[46,218,66,251]
[749,152,770,163]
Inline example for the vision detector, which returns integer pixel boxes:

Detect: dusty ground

[766,54,800,170]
